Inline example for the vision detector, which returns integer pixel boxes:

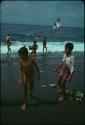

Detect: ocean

[1,23,84,54]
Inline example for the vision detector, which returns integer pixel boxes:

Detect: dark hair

[18,47,28,57]
[65,42,74,51]
[34,41,36,44]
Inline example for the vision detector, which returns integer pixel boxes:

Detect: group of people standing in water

[5,33,47,57]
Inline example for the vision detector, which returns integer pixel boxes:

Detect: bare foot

[58,95,64,101]
[21,103,27,111]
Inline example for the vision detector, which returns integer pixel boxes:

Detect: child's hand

[54,69,57,73]
[19,80,22,86]
[67,75,72,82]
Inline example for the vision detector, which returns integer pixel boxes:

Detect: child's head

[65,42,74,55]
[18,46,28,59]
[33,41,36,44]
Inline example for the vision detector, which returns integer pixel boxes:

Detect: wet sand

[1,52,85,124]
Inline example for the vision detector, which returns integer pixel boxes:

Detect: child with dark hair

[31,41,38,58]
[54,42,75,101]
[18,46,40,111]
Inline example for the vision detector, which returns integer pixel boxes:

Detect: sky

[1,1,84,27]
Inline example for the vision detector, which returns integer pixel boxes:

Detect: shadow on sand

[1,93,85,107]
[1,95,59,107]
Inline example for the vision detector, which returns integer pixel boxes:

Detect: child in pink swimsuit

[54,42,75,101]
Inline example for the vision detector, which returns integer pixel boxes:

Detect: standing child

[54,42,75,101]
[5,34,11,54]
[18,46,40,111]
[43,36,47,53]
[31,41,38,58]
[33,33,38,42]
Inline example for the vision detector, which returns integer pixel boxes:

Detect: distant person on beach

[31,41,38,58]
[5,34,11,54]
[43,36,47,53]
[54,42,75,101]
[33,33,38,42]
[18,46,40,111]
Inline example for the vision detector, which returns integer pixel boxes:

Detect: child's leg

[29,79,34,96]
[57,76,62,92]
[9,46,11,52]
[46,46,47,52]
[7,45,9,53]
[31,51,33,56]
[24,84,29,104]
[61,80,66,96]
[21,84,29,111]
[58,80,66,101]
[8,46,11,53]
[43,46,44,53]
[34,52,36,58]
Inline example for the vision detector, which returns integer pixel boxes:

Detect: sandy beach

[1,51,85,124]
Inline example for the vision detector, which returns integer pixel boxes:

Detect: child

[54,42,75,101]
[43,36,47,53]
[5,34,11,54]
[18,46,40,111]
[33,33,38,42]
[31,41,38,58]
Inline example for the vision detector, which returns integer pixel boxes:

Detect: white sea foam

[1,41,84,54]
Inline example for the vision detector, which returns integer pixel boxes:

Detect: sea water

[1,23,84,54]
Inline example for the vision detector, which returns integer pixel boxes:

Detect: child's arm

[68,56,75,81]
[54,61,63,72]
[54,54,66,72]
[68,71,74,82]
[19,61,23,85]
[67,56,75,82]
